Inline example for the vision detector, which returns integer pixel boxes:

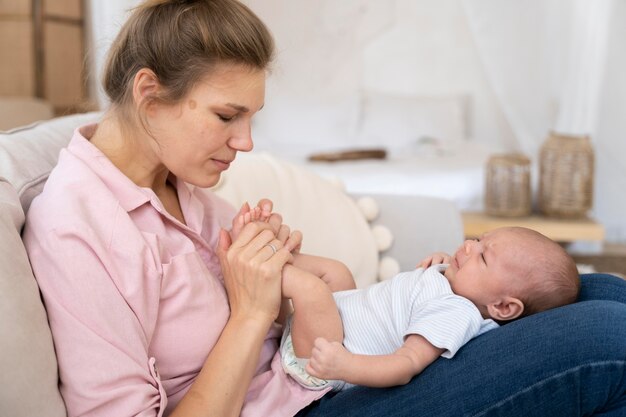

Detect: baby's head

[444,227,580,322]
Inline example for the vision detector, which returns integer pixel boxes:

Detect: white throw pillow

[212,152,379,288]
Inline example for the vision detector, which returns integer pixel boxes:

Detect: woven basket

[485,153,531,217]
[538,132,594,218]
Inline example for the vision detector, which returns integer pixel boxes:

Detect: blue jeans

[297,273,626,416]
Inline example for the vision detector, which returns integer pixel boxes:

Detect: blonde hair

[508,227,580,317]
[103,0,274,112]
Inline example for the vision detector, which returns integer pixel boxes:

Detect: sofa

[0,112,466,416]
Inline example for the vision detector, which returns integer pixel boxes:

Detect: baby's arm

[306,334,445,387]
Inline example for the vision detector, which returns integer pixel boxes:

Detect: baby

[229,205,580,391]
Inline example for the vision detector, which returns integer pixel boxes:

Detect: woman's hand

[251,198,303,255]
[217,220,290,325]
[254,198,302,254]
[418,252,452,269]
[267,212,302,255]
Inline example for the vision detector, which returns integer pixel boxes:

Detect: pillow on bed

[357,92,468,155]
[251,94,360,153]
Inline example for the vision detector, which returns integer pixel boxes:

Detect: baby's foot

[230,203,269,241]
[230,202,253,241]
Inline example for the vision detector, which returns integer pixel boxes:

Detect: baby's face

[444,229,525,314]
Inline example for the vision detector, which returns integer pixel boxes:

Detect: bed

[279,142,491,212]
[253,92,494,212]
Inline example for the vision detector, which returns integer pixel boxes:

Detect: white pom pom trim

[371,224,393,252]
[326,176,346,191]
[378,256,400,281]
[356,196,380,221]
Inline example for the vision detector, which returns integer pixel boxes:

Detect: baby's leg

[291,253,356,292]
[283,264,343,358]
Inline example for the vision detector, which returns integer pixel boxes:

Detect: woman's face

[146,63,266,188]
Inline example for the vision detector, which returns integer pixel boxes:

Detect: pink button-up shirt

[23,125,327,416]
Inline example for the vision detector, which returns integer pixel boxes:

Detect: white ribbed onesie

[280,264,499,391]
[333,264,499,359]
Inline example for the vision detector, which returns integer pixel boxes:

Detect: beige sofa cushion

[0,181,66,417]
[0,111,101,213]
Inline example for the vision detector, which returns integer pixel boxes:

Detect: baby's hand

[306,337,350,381]
[418,252,452,269]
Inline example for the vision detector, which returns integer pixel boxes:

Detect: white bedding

[251,90,494,211]
[271,142,492,212]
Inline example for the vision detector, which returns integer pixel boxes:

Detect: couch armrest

[0,181,66,417]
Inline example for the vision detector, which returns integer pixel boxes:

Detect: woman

[23,0,626,416]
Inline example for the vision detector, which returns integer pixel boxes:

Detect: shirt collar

[68,123,208,235]
[67,123,153,212]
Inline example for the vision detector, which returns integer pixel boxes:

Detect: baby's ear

[487,297,524,321]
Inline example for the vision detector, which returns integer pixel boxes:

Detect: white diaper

[279,317,345,391]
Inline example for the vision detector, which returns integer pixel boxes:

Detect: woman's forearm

[169,315,273,417]
[172,220,286,416]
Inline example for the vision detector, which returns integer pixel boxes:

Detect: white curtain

[85,0,142,108]
[462,0,614,156]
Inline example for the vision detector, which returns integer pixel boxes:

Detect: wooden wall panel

[1,0,88,114]
[44,0,81,20]
[43,22,84,109]
[0,0,30,15]
[0,21,35,96]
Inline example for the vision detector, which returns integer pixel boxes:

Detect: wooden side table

[461,212,605,243]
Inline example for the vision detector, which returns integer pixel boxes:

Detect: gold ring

[265,243,277,254]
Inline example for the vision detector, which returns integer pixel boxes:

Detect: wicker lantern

[538,132,594,218]
[485,153,531,217]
